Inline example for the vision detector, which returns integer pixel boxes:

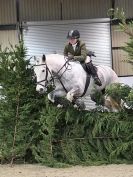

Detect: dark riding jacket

[64,40,87,63]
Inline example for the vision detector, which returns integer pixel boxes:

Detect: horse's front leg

[48,89,66,103]
[66,87,80,103]
[66,88,86,110]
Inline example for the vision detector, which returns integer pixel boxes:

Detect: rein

[53,59,71,93]
[35,60,71,92]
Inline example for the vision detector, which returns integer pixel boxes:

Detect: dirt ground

[0,164,133,177]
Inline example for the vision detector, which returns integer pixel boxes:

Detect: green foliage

[90,90,105,106]
[107,8,133,112]
[125,89,133,109]
[108,8,133,37]
[127,89,133,102]
[105,83,132,103]
[108,8,133,65]
[0,42,46,164]
[122,38,133,65]
[34,109,133,166]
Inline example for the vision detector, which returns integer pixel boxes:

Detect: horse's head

[34,55,49,93]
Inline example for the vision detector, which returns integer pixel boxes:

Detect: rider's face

[68,38,77,45]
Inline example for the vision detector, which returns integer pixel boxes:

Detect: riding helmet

[67,30,80,39]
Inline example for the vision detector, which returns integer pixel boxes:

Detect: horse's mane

[45,54,81,68]
[46,54,65,62]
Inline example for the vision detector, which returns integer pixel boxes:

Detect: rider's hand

[87,51,96,57]
[67,55,74,60]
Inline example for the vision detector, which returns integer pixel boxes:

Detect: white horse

[34,54,119,111]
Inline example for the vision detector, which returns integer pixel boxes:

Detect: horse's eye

[42,69,45,72]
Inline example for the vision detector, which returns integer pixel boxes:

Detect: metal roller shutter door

[23,18,112,110]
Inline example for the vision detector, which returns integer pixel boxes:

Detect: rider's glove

[87,51,96,57]
[67,55,74,60]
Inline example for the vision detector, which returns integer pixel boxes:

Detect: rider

[64,29,102,86]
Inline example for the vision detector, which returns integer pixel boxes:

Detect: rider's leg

[86,61,102,86]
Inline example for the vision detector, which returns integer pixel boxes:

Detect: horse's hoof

[73,104,78,108]
[79,103,86,110]
[75,102,86,110]
[57,104,63,108]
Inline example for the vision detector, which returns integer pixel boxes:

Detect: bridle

[34,59,71,92]
[35,63,54,88]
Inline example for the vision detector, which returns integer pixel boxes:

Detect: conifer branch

[52,136,124,143]
[10,91,20,166]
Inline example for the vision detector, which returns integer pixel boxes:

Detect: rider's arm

[64,44,69,57]
[73,43,87,62]
[64,44,74,60]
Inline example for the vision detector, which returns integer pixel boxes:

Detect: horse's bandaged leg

[66,88,80,102]
[48,92,55,103]
[66,92,74,102]
[57,104,63,108]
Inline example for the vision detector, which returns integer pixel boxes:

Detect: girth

[80,64,91,97]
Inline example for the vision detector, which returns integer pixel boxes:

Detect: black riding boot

[85,62,102,86]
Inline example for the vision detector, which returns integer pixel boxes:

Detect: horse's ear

[42,54,46,62]
[34,56,39,64]
[34,56,37,62]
